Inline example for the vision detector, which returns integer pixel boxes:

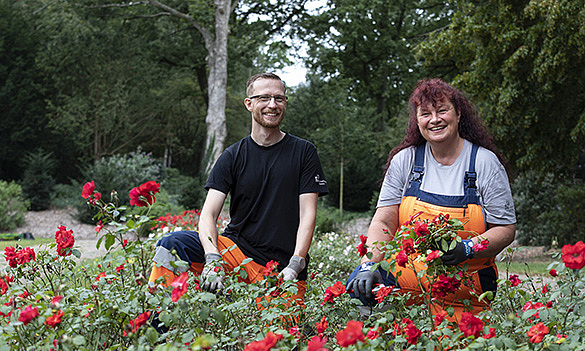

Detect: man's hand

[347,262,383,299]
[201,253,225,293]
[280,256,306,281]
[441,239,474,266]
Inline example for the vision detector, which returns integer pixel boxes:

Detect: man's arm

[361,204,399,264]
[198,189,227,255]
[293,192,319,258]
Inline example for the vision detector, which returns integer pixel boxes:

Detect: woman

[347,78,516,320]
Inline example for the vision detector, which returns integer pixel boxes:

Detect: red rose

[401,238,415,255]
[307,335,328,351]
[396,250,408,267]
[426,250,441,262]
[509,274,521,287]
[459,312,484,338]
[357,234,367,257]
[375,285,394,303]
[527,322,548,343]
[171,272,189,302]
[328,281,346,297]
[128,311,151,333]
[414,221,430,236]
[434,310,448,326]
[336,320,365,347]
[316,316,328,334]
[402,318,422,345]
[129,181,161,207]
[263,260,278,277]
[244,332,283,351]
[366,327,381,339]
[484,327,496,339]
[81,181,95,199]
[55,226,75,257]
[19,305,39,325]
[45,310,64,327]
[549,269,558,277]
[431,273,461,297]
[561,241,585,270]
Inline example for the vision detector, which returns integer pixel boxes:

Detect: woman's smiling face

[416,100,460,146]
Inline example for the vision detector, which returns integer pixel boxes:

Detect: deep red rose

[81,181,95,199]
[396,250,408,267]
[549,269,558,277]
[129,311,151,333]
[375,285,394,303]
[307,335,328,351]
[263,260,278,277]
[459,312,484,338]
[243,332,283,351]
[366,327,381,339]
[19,305,39,325]
[509,274,521,287]
[484,327,496,339]
[328,281,346,297]
[527,322,548,343]
[357,234,367,257]
[472,239,489,252]
[55,226,75,257]
[4,246,18,268]
[403,318,422,345]
[45,310,64,327]
[171,272,189,302]
[561,241,585,270]
[129,181,161,207]
[336,320,365,347]
[414,221,430,236]
[434,310,448,326]
[316,316,328,334]
[401,238,415,255]
[426,250,441,262]
[431,273,461,297]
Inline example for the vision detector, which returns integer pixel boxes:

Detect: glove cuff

[359,261,376,271]
[288,255,306,273]
[205,253,222,263]
[462,239,475,259]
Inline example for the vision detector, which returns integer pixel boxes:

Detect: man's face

[244,78,287,129]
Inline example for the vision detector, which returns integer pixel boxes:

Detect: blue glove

[441,239,474,266]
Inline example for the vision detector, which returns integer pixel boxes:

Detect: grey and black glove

[280,255,306,281]
[201,253,225,293]
[347,262,383,299]
[441,239,474,266]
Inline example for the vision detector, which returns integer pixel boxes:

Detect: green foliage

[178,173,208,211]
[77,149,165,223]
[0,181,29,231]
[3,182,585,349]
[20,149,56,211]
[417,0,585,177]
[513,172,585,247]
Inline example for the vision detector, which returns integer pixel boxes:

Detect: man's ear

[244,98,253,112]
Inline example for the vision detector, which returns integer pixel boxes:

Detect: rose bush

[0,181,584,350]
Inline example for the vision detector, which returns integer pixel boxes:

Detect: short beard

[253,111,283,128]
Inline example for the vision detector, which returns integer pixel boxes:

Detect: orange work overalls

[390,143,497,321]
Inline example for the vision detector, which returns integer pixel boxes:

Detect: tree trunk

[202,0,230,175]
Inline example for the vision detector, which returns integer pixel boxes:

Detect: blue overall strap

[404,144,426,197]
[463,144,480,205]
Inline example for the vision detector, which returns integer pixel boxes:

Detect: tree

[79,0,309,174]
[416,0,585,176]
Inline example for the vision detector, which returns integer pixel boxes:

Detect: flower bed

[0,181,584,350]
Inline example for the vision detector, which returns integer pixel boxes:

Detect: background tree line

[1,0,584,246]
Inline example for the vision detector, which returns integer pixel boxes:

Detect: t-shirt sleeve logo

[314,174,327,186]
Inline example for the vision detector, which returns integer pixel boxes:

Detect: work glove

[280,255,306,281]
[346,262,383,300]
[441,239,474,266]
[201,253,225,293]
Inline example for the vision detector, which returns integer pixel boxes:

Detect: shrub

[76,148,165,223]
[513,172,585,246]
[20,149,56,211]
[0,180,29,231]
[178,172,208,211]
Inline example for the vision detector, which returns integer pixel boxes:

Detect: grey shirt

[377,140,516,225]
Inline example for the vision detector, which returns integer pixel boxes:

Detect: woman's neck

[428,137,465,166]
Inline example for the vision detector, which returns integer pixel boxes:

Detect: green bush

[20,149,56,211]
[0,180,29,231]
[513,172,585,247]
[179,172,208,210]
[77,148,165,223]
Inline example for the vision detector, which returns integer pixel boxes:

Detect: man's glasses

[248,94,288,104]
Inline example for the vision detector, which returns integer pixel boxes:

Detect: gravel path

[9,208,107,261]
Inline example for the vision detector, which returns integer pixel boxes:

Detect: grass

[496,260,554,275]
[0,238,54,251]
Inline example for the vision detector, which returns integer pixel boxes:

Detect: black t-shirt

[205,133,329,280]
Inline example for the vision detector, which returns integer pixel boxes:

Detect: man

[148,73,328,303]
